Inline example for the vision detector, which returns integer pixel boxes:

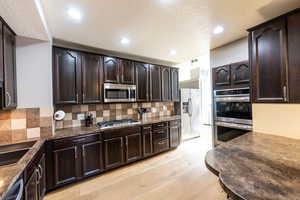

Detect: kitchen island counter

[205,132,300,200]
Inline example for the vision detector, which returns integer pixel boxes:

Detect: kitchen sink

[0,141,36,167]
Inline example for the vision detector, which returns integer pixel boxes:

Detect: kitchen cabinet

[2,24,17,109]
[82,141,103,177]
[231,61,250,87]
[53,146,79,186]
[288,11,300,103]
[169,120,181,148]
[125,133,142,163]
[24,148,45,200]
[249,18,288,103]
[149,64,162,101]
[53,47,82,105]
[213,65,231,89]
[153,122,170,153]
[104,137,124,169]
[171,68,180,102]
[135,62,149,101]
[142,126,153,157]
[82,53,103,104]
[161,66,171,101]
[120,59,135,84]
[103,56,119,83]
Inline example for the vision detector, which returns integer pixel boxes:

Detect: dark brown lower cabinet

[142,126,153,157]
[153,139,170,154]
[153,123,170,154]
[38,154,46,200]
[169,120,181,148]
[104,137,124,169]
[125,133,142,163]
[25,169,39,200]
[53,146,78,186]
[82,141,103,177]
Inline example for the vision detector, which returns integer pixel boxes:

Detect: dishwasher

[3,179,23,200]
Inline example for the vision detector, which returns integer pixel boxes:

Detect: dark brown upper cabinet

[249,18,288,103]
[135,62,149,102]
[231,61,250,87]
[287,11,300,103]
[103,56,119,83]
[2,24,17,110]
[82,53,103,104]
[149,64,161,101]
[120,59,135,84]
[213,65,231,89]
[161,66,171,101]
[53,47,82,105]
[171,68,180,102]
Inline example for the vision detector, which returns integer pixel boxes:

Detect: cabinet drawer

[152,122,168,130]
[153,129,169,141]
[153,139,169,153]
[142,125,152,131]
[103,126,141,139]
[52,134,99,150]
[170,120,181,127]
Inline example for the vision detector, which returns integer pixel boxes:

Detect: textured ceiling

[1,0,300,63]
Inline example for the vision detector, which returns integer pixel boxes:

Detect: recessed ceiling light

[67,7,82,22]
[170,50,177,56]
[121,38,130,45]
[213,25,224,34]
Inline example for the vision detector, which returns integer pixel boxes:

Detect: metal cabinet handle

[76,93,79,103]
[36,168,41,184]
[5,92,11,107]
[38,164,43,180]
[283,86,287,102]
[158,141,165,145]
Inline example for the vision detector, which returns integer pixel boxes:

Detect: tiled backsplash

[55,102,174,129]
[0,107,53,144]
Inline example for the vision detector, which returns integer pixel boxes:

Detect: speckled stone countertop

[54,115,181,140]
[205,132,300,200]
[0,139,45,200]
[0,115,180,199]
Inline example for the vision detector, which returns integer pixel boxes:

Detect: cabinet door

[170,123,181,148]
[149,64,161,101]
[120,59,135,84]
[231,61,250,87]
[213,66,231,89]
[171,68,180,102]
[53,146,78,186]
[251,18,288,103]
[25,170,39,200]
[125,133,142,163]
[3,25,17,109]
[104,137,124,169]
[161,67,171,101]
[0,21,3,83]
[135,62,149,101]
[82,53,102,104]
[82,141,103,177]
[288,12,300,102]
[103,57,119,83]
[142,127,153,157]
[53,48,81,104]
[37,154,46,200]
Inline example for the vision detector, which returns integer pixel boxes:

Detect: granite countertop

[205,132,300,200]
[0,139,45,200]
[0,115,181,199]
[54,115,181,140]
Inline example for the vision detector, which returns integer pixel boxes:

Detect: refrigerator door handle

[188,98,192,116]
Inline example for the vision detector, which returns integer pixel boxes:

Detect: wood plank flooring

[45,136,227,200]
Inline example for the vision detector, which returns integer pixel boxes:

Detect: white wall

[16,36,52,108]
[210,37,248,68]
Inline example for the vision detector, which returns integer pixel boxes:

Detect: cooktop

[97,119,140,129]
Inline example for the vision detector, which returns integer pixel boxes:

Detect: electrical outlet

[77,113,85,120]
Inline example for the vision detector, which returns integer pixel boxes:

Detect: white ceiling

[1,0,300,63]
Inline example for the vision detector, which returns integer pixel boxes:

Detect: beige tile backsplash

[55,102,175,130]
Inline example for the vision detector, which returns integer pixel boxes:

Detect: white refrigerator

[181,89,202,140]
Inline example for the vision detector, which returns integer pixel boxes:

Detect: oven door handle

[215,96,250,102]
[215,121,252,131]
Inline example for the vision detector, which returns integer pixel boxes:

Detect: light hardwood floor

[45,134,227,200]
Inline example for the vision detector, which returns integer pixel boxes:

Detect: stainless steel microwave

[103,83,136,103]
